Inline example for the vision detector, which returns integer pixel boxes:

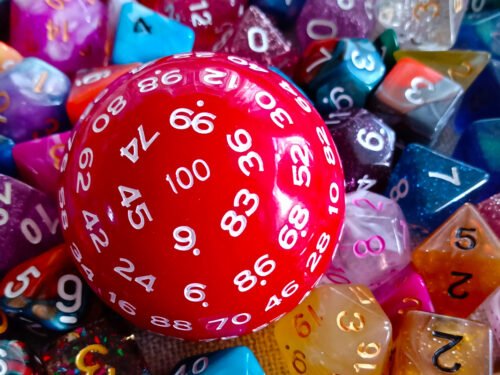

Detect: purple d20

[295,0,376,51]
[12,131,70,198]
[0,174,62,276]
[326,108,395,193]
[0,57,70,143]
[216,5,298,70]
[10,0,107,76]
[327,189,411,289]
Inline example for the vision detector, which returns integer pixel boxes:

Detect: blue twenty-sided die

[171,347,264,375]
[309,38,385,116]
[454,118,500,199]
[0,135,15,176]
[0,57,71,143]
[384,144,489,238]
[112,2,195,64]
[250,0,307,25]
[0,0,8,41]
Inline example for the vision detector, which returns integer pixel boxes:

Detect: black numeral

[133,18,152,33]
[454,227,477,250]
[432,330,463,373]
[447,271,473,299]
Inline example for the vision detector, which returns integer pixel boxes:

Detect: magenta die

[0,174,62,276]
[469,287,500,361]
[12,131,70,198]
[295,0,376,51]
[328,189,411,289]
[373,265,434,337]
[478,193,500,239]
[0,58,70,143]
[160,0,248,51]
[10,0,107,76]
[215,5,298,70]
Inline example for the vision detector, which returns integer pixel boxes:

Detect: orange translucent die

[392,310,492,374]
[0,42,22,73]
[273,285,392,375]
[412,203,500,318]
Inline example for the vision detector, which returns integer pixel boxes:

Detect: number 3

[404,77,435,105]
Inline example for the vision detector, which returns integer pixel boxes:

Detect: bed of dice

[0,0,499,374]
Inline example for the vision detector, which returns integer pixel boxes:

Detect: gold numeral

[336,311,365,332]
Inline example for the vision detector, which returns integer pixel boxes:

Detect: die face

[375,0,468,50]
[0,42,22,73]
[394,49,491,90]
[294,38,338,86]
[384,144,489,235]
[467,0,500,13]
[478,193,500,239]
[0,174,63,277]
[12,131,70,198]
[295,0,376,51]
[326,108,396,193]
[10,0,107,77]
[67,64,139,125]
[112,2,195,64]
[171,346,265,375]
[0,135,16,177]
[274,284,392,375]
[42,318,152,374]
[412,204,500,318]
[331,190,411,289]
[0,57,71,143]
[160,0,247,51]
[216,6,298,70]
[60,54,346,340]
[453,118,500,198]
[373,265,434,337]
[0,244,92,332]
[455,11,500,59]
[369,58,464,153]
[311,39,385,114]
[469,287,500,359]
[393,310,492,374]
[251,0,306,25]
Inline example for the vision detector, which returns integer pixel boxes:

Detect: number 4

[428,167,461,186]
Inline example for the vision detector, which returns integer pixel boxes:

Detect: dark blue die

[0,0,8,41]
[385,144,489,239]
[0,136,15,177]
[454,118,500,199]
[309,38,385,115]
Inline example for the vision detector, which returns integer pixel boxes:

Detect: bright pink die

[59,53,345,340]
[373,265,435,337]
[12,132,70,198]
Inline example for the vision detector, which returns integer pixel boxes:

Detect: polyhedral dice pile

[0,0,499,374]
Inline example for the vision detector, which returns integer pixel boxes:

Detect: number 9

[76,344,116,375]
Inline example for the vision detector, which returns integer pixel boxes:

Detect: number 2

[432,330,463,373]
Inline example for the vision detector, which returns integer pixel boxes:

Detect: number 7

[428,167,461,186]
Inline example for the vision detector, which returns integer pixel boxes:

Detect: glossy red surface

[59,53,345,340]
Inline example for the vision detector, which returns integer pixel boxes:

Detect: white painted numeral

[4,266,41,299]
[404,77,435,105]
[248,26,269,53]
[206,313,252,331]
[428,167,461,186]
[113,257,156,292]
[166,159,210,194]
[221,189,259,237]
[170,107,216,135]
[306,19,337,40]
[279,204,310,250]
[233,254,276,293]
[265,280,299,312]
[56,274,83,315]
[120,124,160,164]
[226,129,264,177]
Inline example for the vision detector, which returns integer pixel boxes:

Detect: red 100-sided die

[59,53,345,340]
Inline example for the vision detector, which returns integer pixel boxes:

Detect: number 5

[4,266,41,299]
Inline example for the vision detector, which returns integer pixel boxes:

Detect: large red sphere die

[59,53,345,340]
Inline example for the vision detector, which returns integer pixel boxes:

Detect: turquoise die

[309,38,385,116]
[454,118,500,199]
[0,135,15,176]
[112,2,195,64]
[171,346,264,375]
[384,144,489,240]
